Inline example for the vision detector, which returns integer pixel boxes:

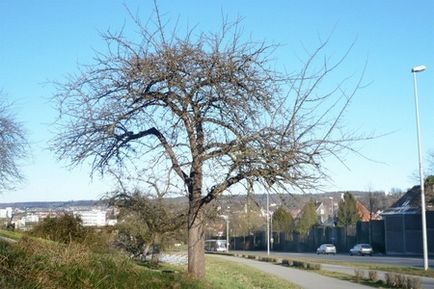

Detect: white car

[349,244,373,256]
[316,244,336,255]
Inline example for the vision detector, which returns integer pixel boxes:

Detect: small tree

[337,192,360,228]
[337,192,360,248]
[272,206,294,240]
[295,201,317,237]
[110,190,186,264]
[425,175,434,206]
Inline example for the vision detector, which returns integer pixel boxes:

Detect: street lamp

[270,210,274,250]
[221,215,230,252]
[266,191,270,256]
[329,196,334,223]
[411,65,429,271]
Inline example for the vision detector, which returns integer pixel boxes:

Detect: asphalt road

[233,250,434,268]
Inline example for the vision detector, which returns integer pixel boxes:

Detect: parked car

[316,244,336,255]
[349,244,373,256]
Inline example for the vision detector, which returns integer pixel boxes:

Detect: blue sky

[1,0,434,202]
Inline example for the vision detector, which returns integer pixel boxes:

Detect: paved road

[211,254,373,289]
[232,250,434,268]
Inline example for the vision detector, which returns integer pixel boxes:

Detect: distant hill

[0,200,103,209]
[0,190,403,211]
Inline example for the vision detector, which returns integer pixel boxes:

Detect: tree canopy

[52,10,364,278]
[295,201,317,237]
[0,98,27,191]
[272,206,294,234]
[337,192,360,228]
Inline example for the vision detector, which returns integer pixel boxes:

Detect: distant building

[315,202,327,224]
[382,185,434,256]
[74,209,107,227]
[356,201,372,222]
[0,207,12,219]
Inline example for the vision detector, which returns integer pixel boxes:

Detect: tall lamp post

[411,65,429,271]
[266,191,270,256]
[221,215,230,252]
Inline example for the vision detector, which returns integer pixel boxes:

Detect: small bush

[291,260,319,270]
[368,270,378,282]
[354,269,364,283]
[394,274,405,288]
[247,255,256,259]
[385,272,397,287]
[306,263,320,270]
[31,213,86,244]
[293,260,304,268]
[281,259,292,266]
[406,276,421,289]
[259,257,277,263]
[385,272,419,288]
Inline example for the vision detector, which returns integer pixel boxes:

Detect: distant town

[0,189,405,233]
[0,200,118,230]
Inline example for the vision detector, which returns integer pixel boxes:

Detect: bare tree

[0,97,27,192]
[52,10,366,278]
[109,189,186,265]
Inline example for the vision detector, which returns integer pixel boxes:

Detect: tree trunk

[187,207,205,278]
[187,160,206,279]
[151,233,161,265]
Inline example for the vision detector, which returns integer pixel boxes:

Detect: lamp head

[412,65,426,73]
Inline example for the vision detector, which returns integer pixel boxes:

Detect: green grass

[318,270,390,288]
[0,229,23,240]
[0,238,204,289]
[0,236,300,289]
[205,255,301,289]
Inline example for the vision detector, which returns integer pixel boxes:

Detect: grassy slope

[0,236,299,289]
[0,229,23,240]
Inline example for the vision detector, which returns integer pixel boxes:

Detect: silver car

[316,244,336,255]
[349,244,373,256]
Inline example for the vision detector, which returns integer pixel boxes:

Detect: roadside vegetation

[281,255,434,279]
[319,269,421,289]
[0,229,299,289]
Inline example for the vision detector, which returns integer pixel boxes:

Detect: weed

[368,270,378,282]
[354,269,364,283]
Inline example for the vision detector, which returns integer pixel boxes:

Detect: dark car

[349,244,373,256]
[316,244,336,255]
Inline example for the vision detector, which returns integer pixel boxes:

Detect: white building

[0,207,13,219]
[74,209,107,227]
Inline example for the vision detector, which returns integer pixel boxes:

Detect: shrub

[385,272,419,288]
[30,214,113,252]
[259,257,277,263]
[354,269,364,283]
[306,263,320,270]
[291,260,319,270]
[394,274,405,288]
[292,260,305,268]
[406,276,421,289]
[385,272,396,287]
[281,259,292,266]
[368,270,378,282]
[31,213,86,244]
